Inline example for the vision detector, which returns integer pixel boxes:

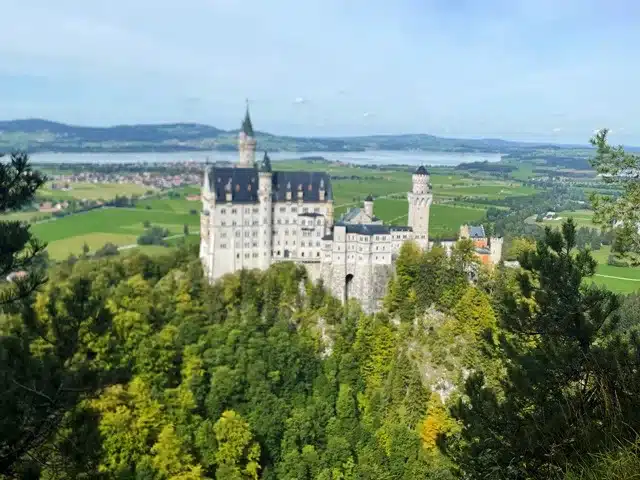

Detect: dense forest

[1,150,640,479]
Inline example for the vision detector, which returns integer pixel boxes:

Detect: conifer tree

[452,219,640,478]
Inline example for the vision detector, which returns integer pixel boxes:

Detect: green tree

[184,224,190,236]
[0,151,47,304]
[453,220,640,478]
[214,410,261,480]
[590,129,640,265]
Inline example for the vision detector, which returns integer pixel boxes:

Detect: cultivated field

[38,182,151,200]
[590,246,640,294]
[30,206,200,260]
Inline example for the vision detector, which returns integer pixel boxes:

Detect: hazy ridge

[0,118,592,154]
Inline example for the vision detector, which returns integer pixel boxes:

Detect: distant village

[48,169,202,191]
[37,164,204,213]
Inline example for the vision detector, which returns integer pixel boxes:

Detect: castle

[200,106,503,313]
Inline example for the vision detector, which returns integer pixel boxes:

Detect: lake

[30,151,502,167]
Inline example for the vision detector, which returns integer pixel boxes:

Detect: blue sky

[1,0,639,144]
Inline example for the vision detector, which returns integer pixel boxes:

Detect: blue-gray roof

[469,225,486,238]
[340,207,380,223]
[209,167,332,204]
[335,223,413,236]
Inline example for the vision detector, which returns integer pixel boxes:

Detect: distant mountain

[0,118,591,154]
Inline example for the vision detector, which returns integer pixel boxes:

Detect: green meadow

[29,208,200,260]
[38,182,151,200]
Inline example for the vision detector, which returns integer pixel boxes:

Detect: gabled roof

[469,225,486,238]
[415,165,429,175]
[340,207,380,224]
[208,167,332,204]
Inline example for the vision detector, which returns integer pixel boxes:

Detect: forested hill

[0,118,582,154]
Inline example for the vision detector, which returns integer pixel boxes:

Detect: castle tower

[200,163,214,279]
[238,100,257,167]
[364,194,374,219]
[258,152,273,269]
[407,165,433,247]
[490,237,504,266]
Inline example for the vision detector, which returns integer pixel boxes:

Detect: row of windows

[275,218,323,226]
[220,207,259,215]
[219,206,323,215]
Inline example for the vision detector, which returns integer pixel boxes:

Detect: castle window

[301,252,305,257]
[220,244,227,249]
[317,252,320,257]
[232,221,237,226]
[245,253,249,258]
[247,185,252,192]
[245,208,250,214]
[280,207,286,212]
[235,231,240,237]
[308,184,312,191]
[221,232,227,238]
[221,221,226,226]
[291,206,297,213]
[303,207,309,213]
[221,208,226,214]
[314,208,320,213]
[236,185,241,192]
[236,254,240,259]
[252,208,258,213]
[232,208,237,214]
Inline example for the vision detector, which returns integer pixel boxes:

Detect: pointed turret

[238,99,257,167]
[241,99,254,137]
[260,151,272,172]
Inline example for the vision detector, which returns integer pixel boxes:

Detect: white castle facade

[200,106,503,313]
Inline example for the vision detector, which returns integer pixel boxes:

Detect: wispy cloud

[0,0,638,142]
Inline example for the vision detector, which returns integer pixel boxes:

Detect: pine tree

[452,219,640,478]
[0,151,47,304]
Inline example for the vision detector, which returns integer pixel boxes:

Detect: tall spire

[242,98,254,137]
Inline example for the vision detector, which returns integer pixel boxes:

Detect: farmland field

[589,246,640,294]
[526,209,599,230]
[38,182,151,200]
[30,207,200,260]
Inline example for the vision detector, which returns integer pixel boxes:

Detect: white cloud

[294,97,307,104]
[363,112,373,118]
[552,127,562,132]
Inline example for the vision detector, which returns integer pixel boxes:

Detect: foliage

[0,151,48,305]
[590,129,640,265]
[452,219,640,478]
[138,226,170,246]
